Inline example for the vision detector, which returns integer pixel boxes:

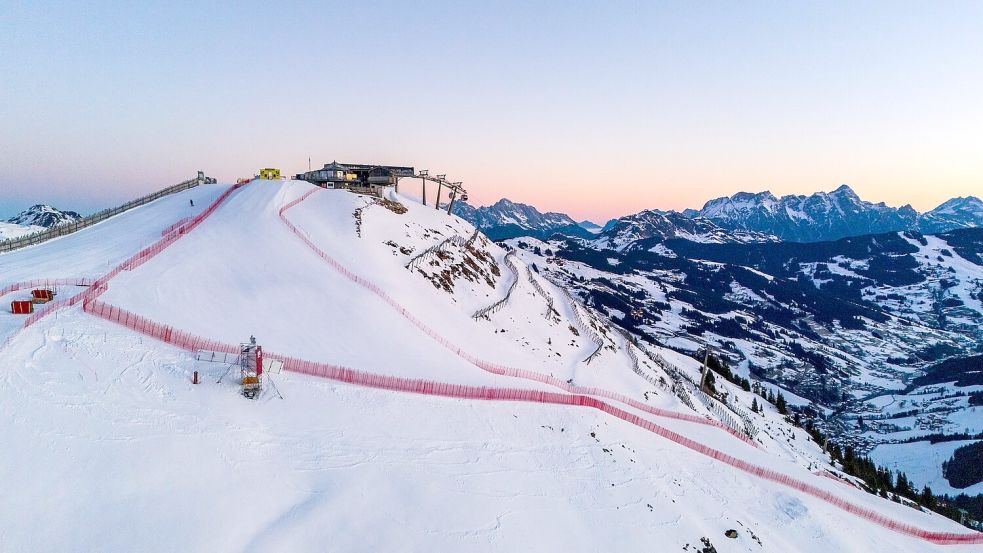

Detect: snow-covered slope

[0,221,43,241]
[1,179,980,551]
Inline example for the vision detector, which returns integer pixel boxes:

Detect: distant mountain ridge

[456,187,983,245]
[450,199,594,240]
[690,185,983,242]
[592,209,776,251]
[917,196,983,234]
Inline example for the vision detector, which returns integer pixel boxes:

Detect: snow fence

[277,189,756,446]
[1,278,95,297]
[0,176,204,253]
[65,182,983,546]
[74,296,983,546]
[2,182,247,350]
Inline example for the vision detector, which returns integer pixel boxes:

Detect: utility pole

[446,182,462,215]
[434,174,446,210]
[420,170,428,206]
[699,347,710,391]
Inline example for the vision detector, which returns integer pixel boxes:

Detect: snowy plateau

[1,179,981,552]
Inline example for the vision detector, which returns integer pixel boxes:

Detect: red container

[31,289,54,301]
[11,300,34,314]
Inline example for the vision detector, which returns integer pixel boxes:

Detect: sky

[1,1,981,222]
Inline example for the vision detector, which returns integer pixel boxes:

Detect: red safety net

[14,182,981,545]
[2,183,246,346]
[277,190,756,446]
[0,278,95,297]
[78,296,983,545]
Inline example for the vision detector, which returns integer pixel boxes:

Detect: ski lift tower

[240,335,263,399]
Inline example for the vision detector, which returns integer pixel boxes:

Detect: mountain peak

[7,204,82,228]
[451,197,585,240]
[829,184,859,199]
[918,195,983,233]
[492,198,517,208]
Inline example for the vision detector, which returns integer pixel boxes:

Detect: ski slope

[1,179,980,552]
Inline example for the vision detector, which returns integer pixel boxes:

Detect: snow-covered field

[0,221,43,241]
[1,179,979,552]
[871,440,983,497]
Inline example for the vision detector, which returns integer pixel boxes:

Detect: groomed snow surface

[1,180,980,552]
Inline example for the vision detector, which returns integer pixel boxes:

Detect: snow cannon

[239,335,263,399]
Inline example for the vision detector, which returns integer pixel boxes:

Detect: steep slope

[1,179,980,551]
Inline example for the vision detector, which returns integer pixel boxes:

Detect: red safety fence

[77,294,983,545]
[277,190,757,446]
[14,181,980,545]
[83,299,238,353]
[0,278,95,297]
[814,470,860,489]
[1,183,246,351]
[161,216,192,236]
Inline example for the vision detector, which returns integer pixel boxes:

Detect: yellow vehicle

[259,168,281,180]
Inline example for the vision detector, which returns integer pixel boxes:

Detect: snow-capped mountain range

[918,196,983,234]
[451,198,594,240]
[689,185,983,242]
[458,186,983,245]
[593,209,777,251]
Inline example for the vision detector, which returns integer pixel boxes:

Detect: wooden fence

[0,174,205,253]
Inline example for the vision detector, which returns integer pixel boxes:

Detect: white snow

[0,179,979,552]
[0,221,43,241]
[870,440,983,497]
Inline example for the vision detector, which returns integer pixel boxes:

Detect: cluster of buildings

[254,160,467,213]
[294,162,415,194]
